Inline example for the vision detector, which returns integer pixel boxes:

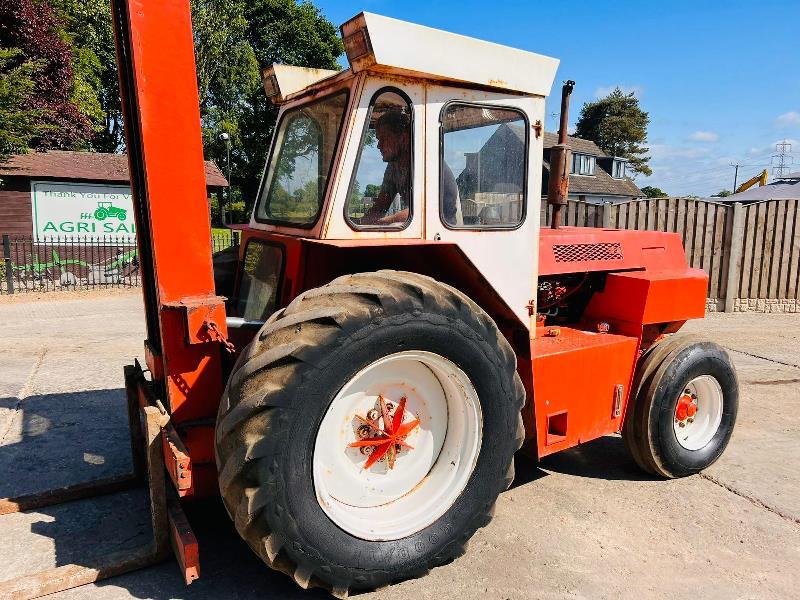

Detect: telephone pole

[730,163,740,192]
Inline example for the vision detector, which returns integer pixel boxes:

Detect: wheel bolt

[356,424,371,439]
[385,402,395,413]
[687,417,694,423]
[360,446,373,456]
[678,422,686,428]
[367,409,379,421]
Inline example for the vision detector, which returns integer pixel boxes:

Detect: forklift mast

[111,0,226,426]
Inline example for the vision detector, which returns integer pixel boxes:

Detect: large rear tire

[623,335,738,478]
[215,270,525,596]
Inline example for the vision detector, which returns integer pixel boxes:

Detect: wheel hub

[349,395,421,470]
[674,393,698,423]
[312,351,482,541]
[672,376,724,451]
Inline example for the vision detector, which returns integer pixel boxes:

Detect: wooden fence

[541,197,800,312]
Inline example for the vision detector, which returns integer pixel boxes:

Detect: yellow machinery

[736,169,768,193]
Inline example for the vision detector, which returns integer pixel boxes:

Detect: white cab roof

[262,64,339,103]
[341,12,559,97]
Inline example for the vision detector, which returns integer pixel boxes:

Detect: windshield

[256,91,349,227]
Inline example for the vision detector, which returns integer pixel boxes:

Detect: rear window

[256,91,348,227]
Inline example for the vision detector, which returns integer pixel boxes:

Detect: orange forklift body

[109,0,708,585]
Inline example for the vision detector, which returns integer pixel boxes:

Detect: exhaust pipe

[547,80,575,229]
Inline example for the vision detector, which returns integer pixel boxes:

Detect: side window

[236,241,283,321]
[346,89,413,229]
[441,104,527,228]
[257,91,348,227]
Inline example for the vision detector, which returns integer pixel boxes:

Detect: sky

[314,0,800,197]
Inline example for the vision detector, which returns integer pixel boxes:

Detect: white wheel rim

[673,375,723,451]
[313,351,482,541]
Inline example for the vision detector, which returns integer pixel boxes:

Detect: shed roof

[0,151,228,188]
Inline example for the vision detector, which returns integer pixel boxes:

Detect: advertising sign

[31,181,136,241]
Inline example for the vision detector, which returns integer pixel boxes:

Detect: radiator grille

[553,242,624,263]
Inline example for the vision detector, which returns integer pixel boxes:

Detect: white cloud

[594,84,643,99]
[775,111,800,128]
[689,130,719,143]
[639,145,740,197]
[649,143,713,160]
[747,138,798,157]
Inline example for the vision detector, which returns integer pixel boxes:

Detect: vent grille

[553,242,624,263]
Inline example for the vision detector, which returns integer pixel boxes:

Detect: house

[0,151,227,238]
[541,131,642,204]
[455,125,641,207]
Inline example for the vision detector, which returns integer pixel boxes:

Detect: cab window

[236,241,283,321]
[257,91,348,227]
[441,103,527,229]
[346,89,413,229]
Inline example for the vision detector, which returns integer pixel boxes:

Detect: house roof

[538,131,642,198]
[0,151,228,188]
[542,131,606,156]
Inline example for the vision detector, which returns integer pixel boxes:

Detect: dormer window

[612,159,627,179]
[571,153,596,176]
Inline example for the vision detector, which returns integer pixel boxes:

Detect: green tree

[0,0,92,149]
[575,88,652,176]
[0,49,50,164]
[640,185,668,198]
[49,0,122,151]
[712,189,732,197]
[364,184,381,198]
[190,0,343,213]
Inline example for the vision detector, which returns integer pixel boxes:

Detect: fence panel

[0,232,239,295]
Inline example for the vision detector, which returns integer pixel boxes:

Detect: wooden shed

[0,151,227,237]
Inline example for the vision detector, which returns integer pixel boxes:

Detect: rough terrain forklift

[85,2,738,597]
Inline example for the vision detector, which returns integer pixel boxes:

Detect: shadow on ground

[1,390,657,598]
[0,388,132,498]
[509,434,659,489]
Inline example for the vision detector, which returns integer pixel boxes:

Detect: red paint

[349,396,420,470]
[532,327,639,457]
[675,394,697,421]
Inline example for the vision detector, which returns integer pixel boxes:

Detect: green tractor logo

[94,201,127,221]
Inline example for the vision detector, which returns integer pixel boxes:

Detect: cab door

[423,84,546,327]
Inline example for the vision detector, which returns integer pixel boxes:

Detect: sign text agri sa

[32,181,136,241]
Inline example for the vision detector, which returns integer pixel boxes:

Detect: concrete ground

[0,291,798,599]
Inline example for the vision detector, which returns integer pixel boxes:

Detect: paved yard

[0,291,798,599]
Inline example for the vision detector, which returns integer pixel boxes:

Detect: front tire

[623,335,738,478]
[215,271,525,596]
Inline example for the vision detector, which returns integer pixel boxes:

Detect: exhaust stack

[547,80,575,229]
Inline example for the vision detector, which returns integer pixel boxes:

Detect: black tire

[215,270,525,596]
[623,335,738,478]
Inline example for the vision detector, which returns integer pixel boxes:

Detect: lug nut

[360,446,374,456]
[678,422,686,428]
[367,409,379,421]
[385,402,395,413]
[356,424,371,439]
[687,418,694,423]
